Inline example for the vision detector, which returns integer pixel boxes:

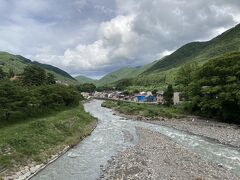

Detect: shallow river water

[32,100,240,180]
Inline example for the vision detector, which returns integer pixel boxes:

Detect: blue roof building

[135,95,145,102]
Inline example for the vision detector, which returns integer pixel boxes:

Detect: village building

[81,92,91,99]
[146,95,155,102]
[134,95,145,102]
[173,92,180,105]
[156,91,164,104]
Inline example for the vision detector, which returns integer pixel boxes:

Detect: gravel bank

[118,113,240,148]
[102,128,239,180]
[148,117,240,148]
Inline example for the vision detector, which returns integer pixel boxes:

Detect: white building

[173,92,180,105]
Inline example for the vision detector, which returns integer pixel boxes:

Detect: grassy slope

[101,100,184,119]
[0,52,76,84]
[75,75,97,84]
[0,104,97,172]
[95,61,157,86]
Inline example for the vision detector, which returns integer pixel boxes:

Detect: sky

[0,0,240,79]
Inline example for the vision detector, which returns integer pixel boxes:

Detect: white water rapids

[32,100,240,180]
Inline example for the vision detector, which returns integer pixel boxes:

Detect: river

[32,100,240,180]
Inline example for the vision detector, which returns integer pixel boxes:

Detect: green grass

[101,100,185,119]
[0,104,97,171]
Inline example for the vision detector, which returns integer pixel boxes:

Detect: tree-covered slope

[146,23,240,73]
[0,52,76,83]
[96,60,157,86]
[95,23,240,88]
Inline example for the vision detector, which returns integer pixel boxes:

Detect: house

[124,96,131,101]
[140,91,147,95]
[156,91,164,104]
[134,95,145,102]
[81,92,91,99]
[146,95,155,102]
[173,92,180,105]
[146,91,152,96]
[108,93,114,99]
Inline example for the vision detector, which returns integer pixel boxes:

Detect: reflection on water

[32,100,240,180]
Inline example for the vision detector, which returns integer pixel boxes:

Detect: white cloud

[1,0,240,77]
[56,0,240,75]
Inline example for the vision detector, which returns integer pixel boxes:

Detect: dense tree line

[0,65,81,124]
[163,85,174,106]
[76,83,96,93]
[177,52,240,123]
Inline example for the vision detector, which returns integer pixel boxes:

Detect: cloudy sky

[0,0,240,78]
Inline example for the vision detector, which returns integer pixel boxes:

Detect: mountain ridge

[0,51,76,83]
[145,23,240,74]
[77,23,240,87]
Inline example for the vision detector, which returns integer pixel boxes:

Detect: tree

[152,89,157,96]
[115,79,132,90]
[8,69,15,78]
[176,62,198,99]
[0,80,30,121]
[123,90,129,96]
[178,52,240,123]
[96,85,114,92]
[133,89,140,94]
[163,85,174,106]
[0,67,5,79]
[46,73,56,84]
[76,83,96,93]
[21,65,46,86]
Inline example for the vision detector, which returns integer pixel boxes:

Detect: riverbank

[101,100,184,118]
[102,128,239,179]
[0,104,97,180]
[102,100,240,148]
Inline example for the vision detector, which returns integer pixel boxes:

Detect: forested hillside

[176,52,240,123]
[146,23,240,73]
[75,75,97,84]
[0,52,76,84]
[126,23,240,90]
[75,61,157,86]
[84,23,240,89]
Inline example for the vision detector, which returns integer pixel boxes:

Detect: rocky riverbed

[102,128,240,180]
[118,113,240,148]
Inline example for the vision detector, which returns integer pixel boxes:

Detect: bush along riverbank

[101,100,185,119]
[0,103,97,179]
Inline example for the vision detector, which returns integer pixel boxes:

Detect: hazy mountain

[75,75,97,84]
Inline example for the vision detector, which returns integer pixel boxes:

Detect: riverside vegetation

[77,24,240,124]
[101,100,184,119]
[0,65,97,177]
[102,52,240,124]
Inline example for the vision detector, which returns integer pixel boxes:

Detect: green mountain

[124,23,240,90]
[75,75,97,84]
[95,61,157,86]
[0,52,76,84]
[93,23,240,89]
[146,23,240,73]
